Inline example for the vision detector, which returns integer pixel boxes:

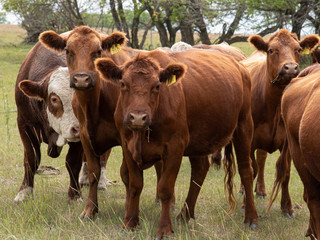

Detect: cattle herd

[12,26,320,239]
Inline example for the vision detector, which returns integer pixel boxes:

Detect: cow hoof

[98,179,116,190]
[256,193,267,199]
[244,222,258,229]
[14,187,33,203]
[156,236,169,240]
[283,212,295,218]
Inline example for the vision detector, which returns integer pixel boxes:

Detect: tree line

[1,0,319,48]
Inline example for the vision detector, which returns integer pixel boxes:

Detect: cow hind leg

[15,125,41,203]
[255,149,268,198]
[233,111,258,227]
[177,155,209,221]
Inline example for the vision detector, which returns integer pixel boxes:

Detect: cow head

[19,67,80,146]
[95,55,186,131]
[249,29,320,86]
[39,26,127,91]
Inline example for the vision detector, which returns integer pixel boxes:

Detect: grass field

[0,24,311,240]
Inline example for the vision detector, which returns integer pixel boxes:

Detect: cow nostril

[284,65,289,70]
[130,114,135,121]
[142,115,147,122]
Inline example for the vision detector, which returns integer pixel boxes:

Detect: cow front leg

[157,154,183,238]
[122,149,143,229]
[65,142,83,201]
[15,125,42,203]
[177,155,209,221]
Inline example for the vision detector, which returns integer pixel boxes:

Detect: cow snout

[70,73,95,89]
[71,126,80,138]
[281,63,299,77]
[128,112,150,130]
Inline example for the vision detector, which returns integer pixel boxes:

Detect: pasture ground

[0,24,311,239]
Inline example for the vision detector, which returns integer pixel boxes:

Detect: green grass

[0,24,311,239]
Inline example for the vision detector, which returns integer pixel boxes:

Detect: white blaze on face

[46,67,80,147]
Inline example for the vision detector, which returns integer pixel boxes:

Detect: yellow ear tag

[166,75,176,86]
[110,44,121,55]
[301,47,310,55]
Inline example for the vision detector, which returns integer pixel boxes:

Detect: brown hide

[311,48,320,63]
[193,43,246,61]
[97,49,257,237]
[240,30,319,204]
[281,65,320,239]
[15,41,84,201]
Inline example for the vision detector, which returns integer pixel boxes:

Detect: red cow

[39,26,167,218]
[241,29,319,216]
[96,48,257,238]
[271,63,320,239]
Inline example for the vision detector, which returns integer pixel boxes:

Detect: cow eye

[268,49,273,54]
[51,97,58,103]
[97,50,102,55]
[155,84,160,90]
[297,48,302,53]
[65,49,69,55]
[120,81,125,88]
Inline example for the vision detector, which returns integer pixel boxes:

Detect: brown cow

[96,48,257,238]
[241,29,319,216]
[15,41,83,202]
[311,47,320,63]
[193,42,246,61]
[271,63,320,239]
[39,26,167,218]
[15,40,112,203]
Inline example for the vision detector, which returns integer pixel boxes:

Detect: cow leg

[280,150,294,217]
[255,149,268,198]
[98,149,113,189]
[157,154,183,238]
[80,137,100,218]
[122,149,143,229]
[154,160,163,204]
[120,156,129,212]
[65,142,83,201]
[15,124,41,202]
[177,155,209,221]
[233,110,258,226]
[239,149,257,196]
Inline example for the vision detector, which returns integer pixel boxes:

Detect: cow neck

[265,63,286,111]
[127,130,145,169]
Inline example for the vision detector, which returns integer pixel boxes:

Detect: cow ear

[248,35,268,52]
[19,80,47,100]
[39,30,66,53]
[159,63,186,86]
[95,58,122,82]
[300,35,320,53]
[101,31,128,51]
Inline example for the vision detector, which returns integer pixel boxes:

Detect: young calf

[96,49,257,238]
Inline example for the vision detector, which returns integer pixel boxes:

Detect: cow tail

[224,142,237,215]
[266,138,289,213]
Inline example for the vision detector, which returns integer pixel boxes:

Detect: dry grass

[0,24,310,240]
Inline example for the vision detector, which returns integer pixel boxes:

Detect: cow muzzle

[272,62,299,85]
[126,112,151,131]
[70,72,95,90]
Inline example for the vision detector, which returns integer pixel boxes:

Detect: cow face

[95,55,186,131]
[39,26,127,91]
[19,67,80,146]
[249,29,320,86]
